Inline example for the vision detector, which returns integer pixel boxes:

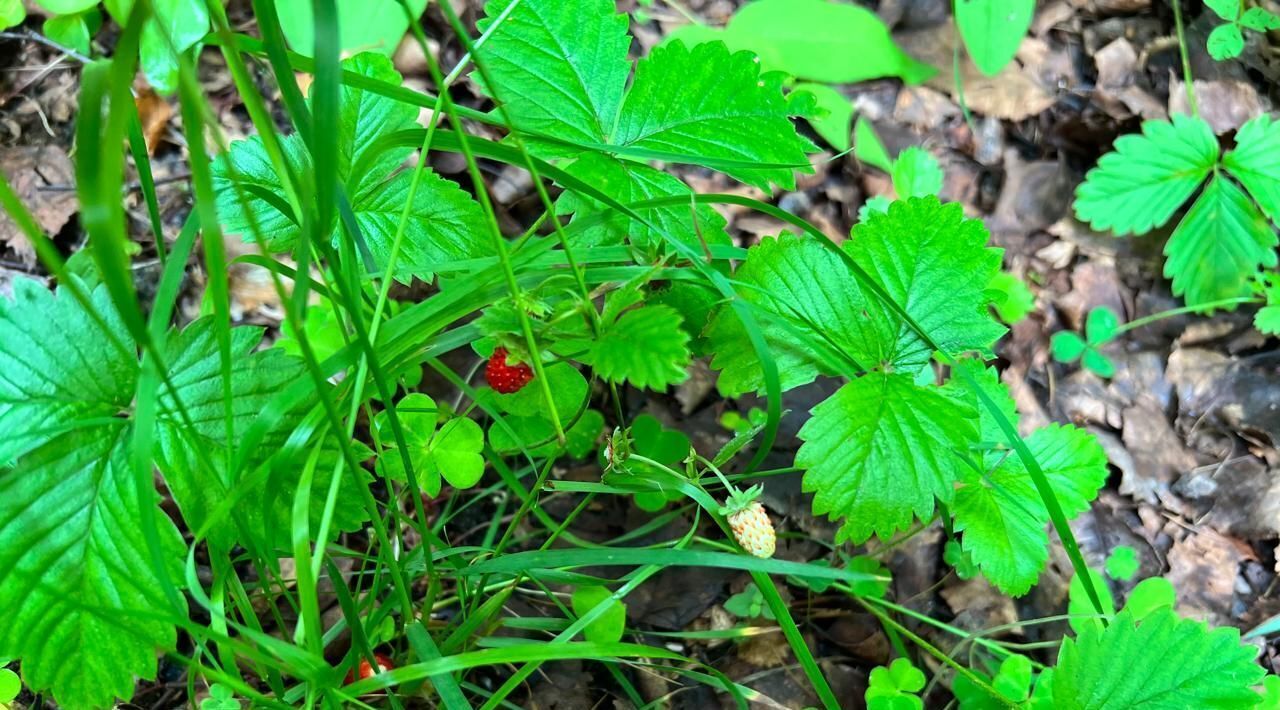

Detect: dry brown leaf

[0,145,76,266]
[895,25,1055,121]
[134,87,173,155]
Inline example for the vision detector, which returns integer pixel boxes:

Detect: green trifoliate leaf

[1074,115,1218,235]
[1105,545,1140,581]
[956,0,1035,76]
[951,364,1108,595]
[557,153,730,251]
[585,304,691,390]
[570,586,627,644]
[867,658,926,710]
[475,0,630,151]
[1224,114,1280,224]
[1053,608,1266,709]
[1051,331,1087,362]
[377,394,484,494]
[213,53,490,283]
[891,147,943,199]
[33,0,96,14]
[1207,22,1245,60]
[797,371,975,543]
[615,40,814,190]
[1165,174,1277,306]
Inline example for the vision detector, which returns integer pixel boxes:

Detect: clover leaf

[867,658,926,710]
[376,394,485,496]
[1051,306,1119,378]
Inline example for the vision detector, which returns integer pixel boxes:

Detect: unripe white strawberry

[727,500,776,558]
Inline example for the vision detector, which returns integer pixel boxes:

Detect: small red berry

[485,347,534,394]
[346,653,394,684]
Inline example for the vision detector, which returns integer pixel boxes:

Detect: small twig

[0,30,93,64]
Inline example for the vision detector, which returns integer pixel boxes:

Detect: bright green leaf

[724,0,934,84]
[475,0,629,151]
[891,147,943,198]
[956,0,1035,75]
[139,0,209,94]
[1051,331,1087,363]
[275,0,427,57]
[1165,174,1278,306]
[1054,608,1265,709]
[586,305,691,390]
[1105,545,1140,581]
[44,13,90,55]
[987,271,1036,323]
[868,658,926,710]
[1074,115,1218,235]
[0,669,18,703]
[797,371,975,543]
[557,153,730,251]
[794,83,853,152]
[1123,577,1176,620]
[570,586,627,644]
[1085,306,1120,344]
[1223,114,1280,224]
[1240,7,1280,30]
[1256,305,1280,335]
[1205,0,1241,20]
[616,40,815,190]
[1207,23,1245,60]
[1082,348,1116,378]
[33,0,97,13]
[0,0,25,29]
[1068,567,1115,634]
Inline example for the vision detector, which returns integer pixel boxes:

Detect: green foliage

[665,0,934,85]
[953,655,1047,709]
[792,83,853,151]
[478,0,815,190]
[487,362,593,456]
[1053,608,1265,708]
[724,583,776,620]
[956,0,1035,75]
[0,0,24,29]
[1051,306,1120,378]
[867,658,926,710]
[987,271,1036,324]
[200,683,242,710]
[1255,273,1280,335]
[0,669,19,705]
[1074,114,1280,308]
[375,394,485,495]
[570,586,627,644]
[1104,545,1140,581]
[274,0,427,57]
[1204,0,1280,60]
[213,53,492,283]
[891,147,944,200]
[580,290,691,390]
[45,11,93,55]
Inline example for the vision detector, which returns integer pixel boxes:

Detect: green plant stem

[1113,296,1259,336]
[1171,0,1199,115]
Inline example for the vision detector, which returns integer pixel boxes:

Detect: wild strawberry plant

[0,0,1274,708]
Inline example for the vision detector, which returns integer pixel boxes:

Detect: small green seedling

[866,658,926,710]
[723,582,775,620]
[1205,0,1280,60]
[1051,306,1119,378]
[200,683,242,710]
[1104,545,1140,582]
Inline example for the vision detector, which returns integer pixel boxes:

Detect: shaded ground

[1,0,1279,707]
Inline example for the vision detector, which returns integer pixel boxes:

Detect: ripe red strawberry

[345,653,394,684]
[486,347,534,394]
